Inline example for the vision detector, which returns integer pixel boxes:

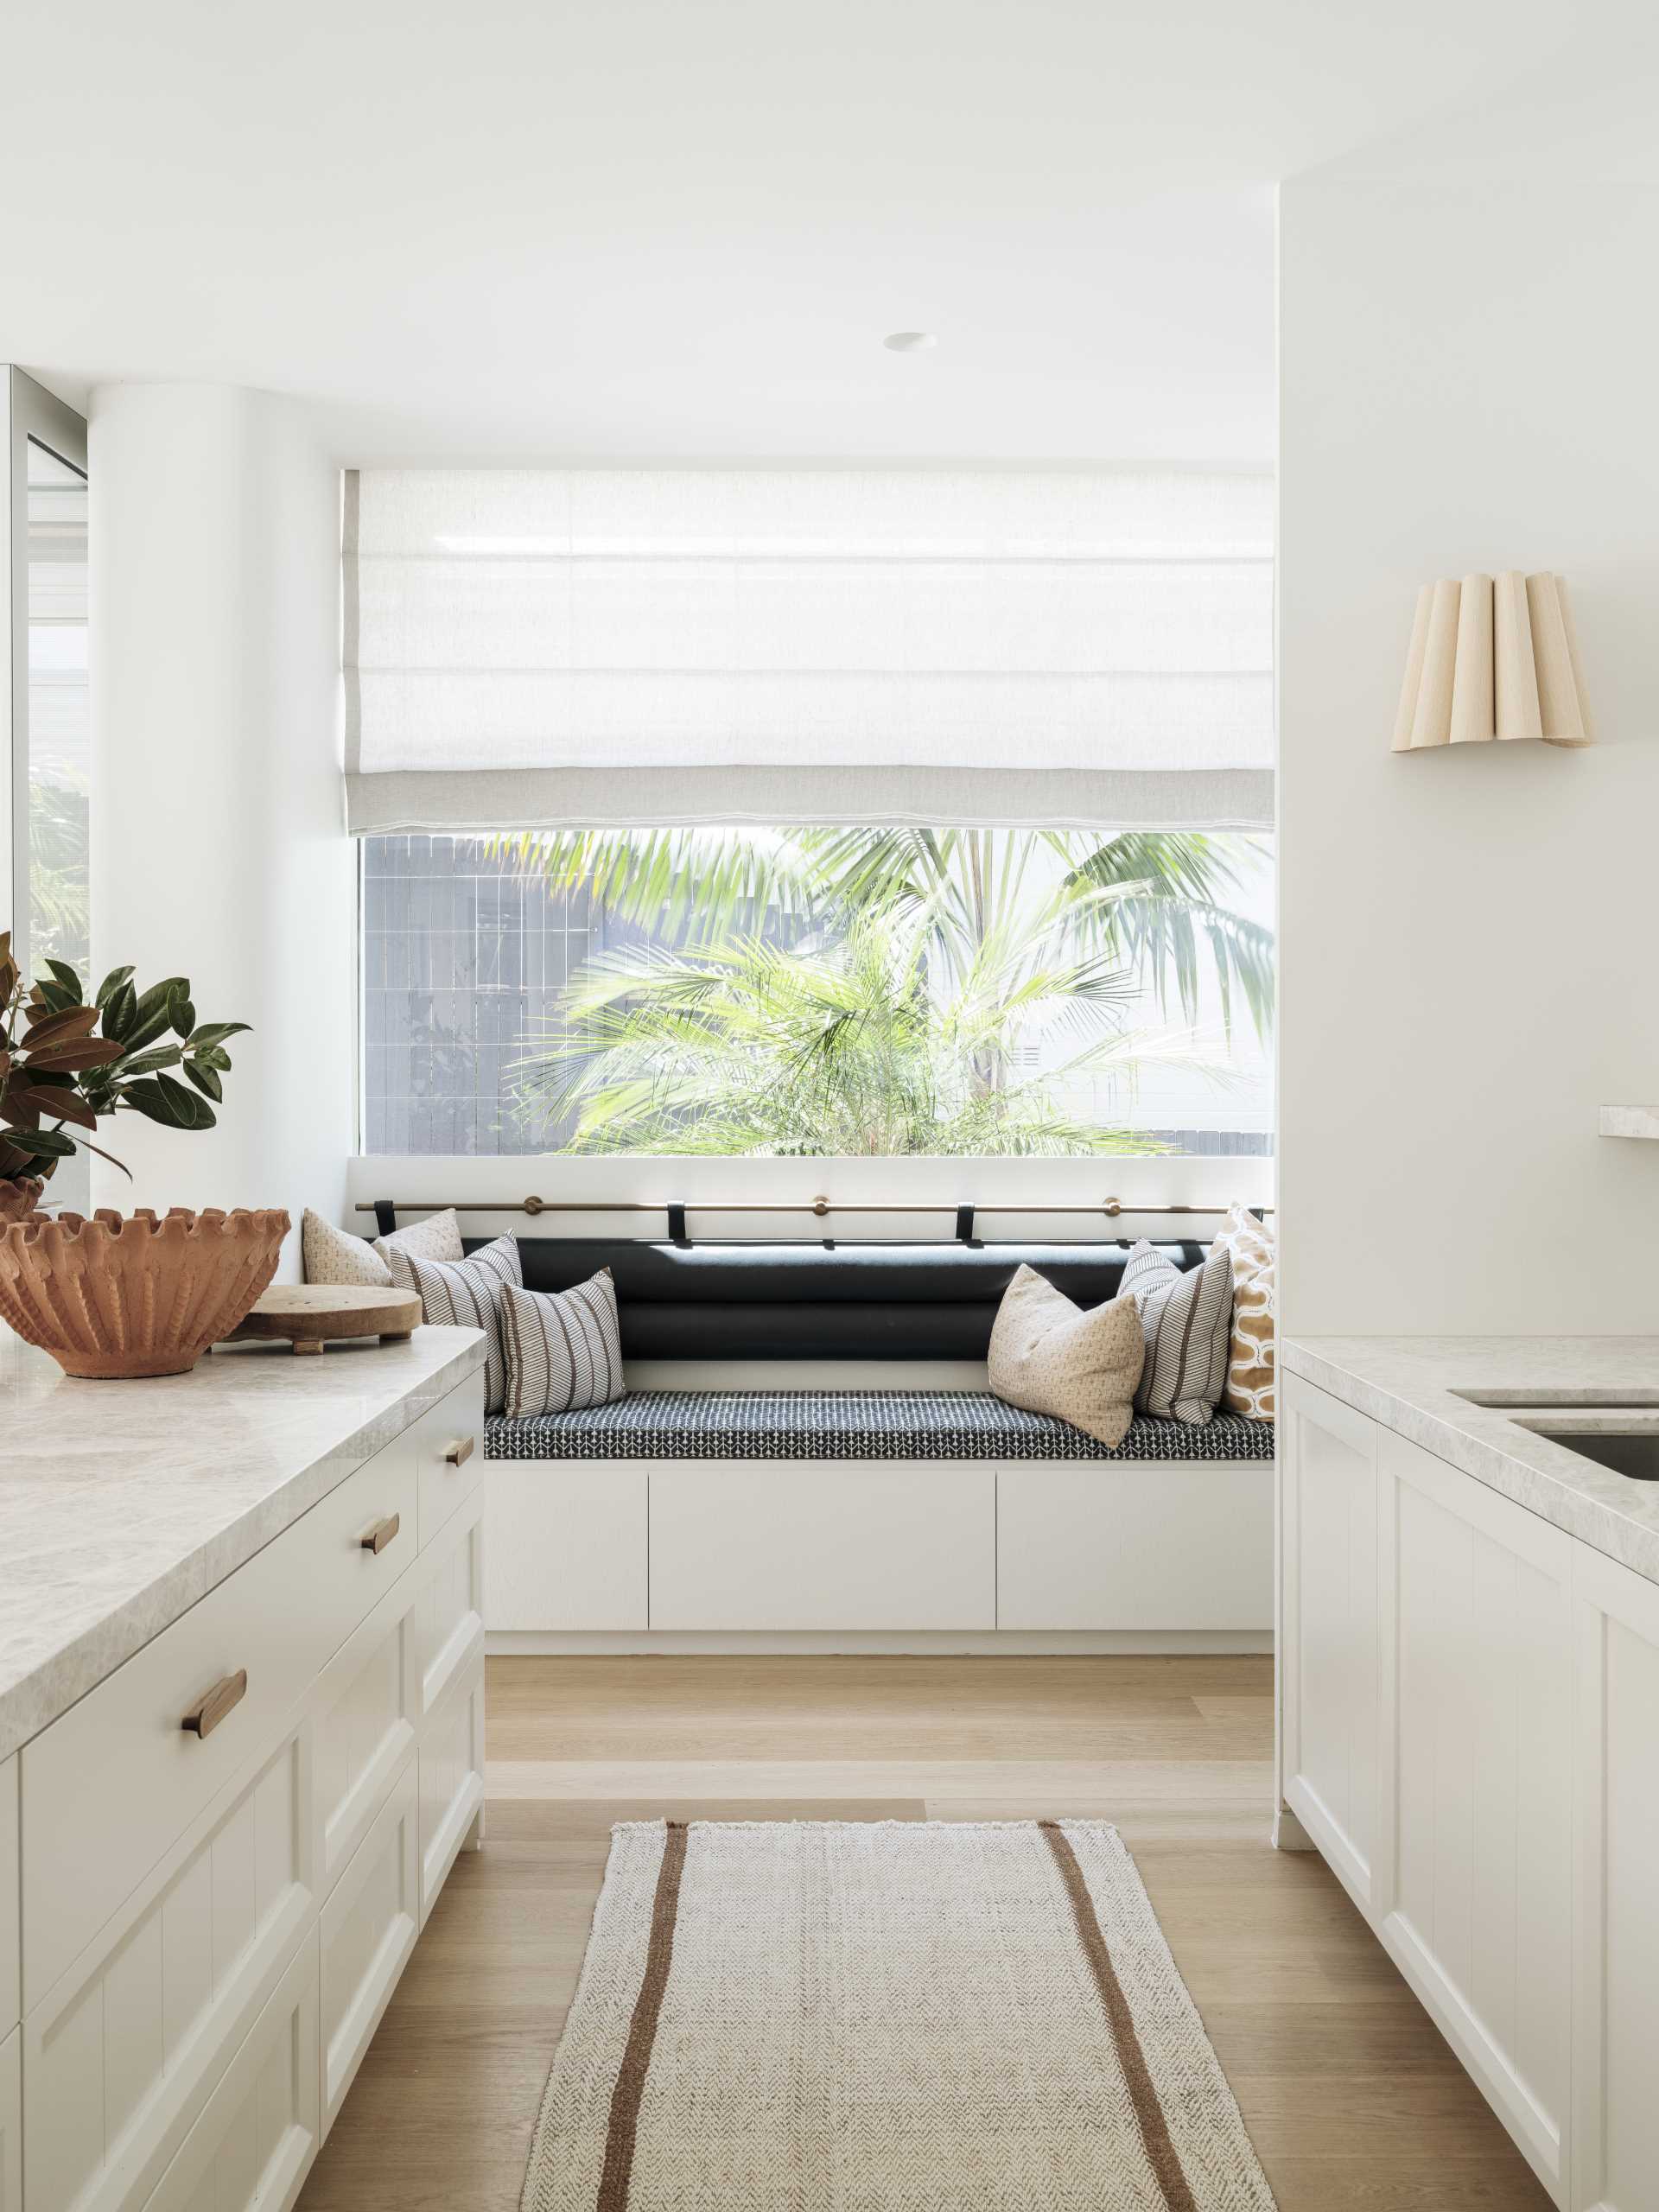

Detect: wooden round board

[226,1283,422,1354]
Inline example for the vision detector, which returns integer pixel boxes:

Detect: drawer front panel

[312,1581,417,1897]
[22,1450,412,2010]
[649,1463,997,1630]
[486,1465,646,1630]
[142,1930,319,2212]
[25,1726,311,2212]
[320,1759,418,2130]
[412,1492,485,1722]
[417,1661,484,1926]
[410,1373,486,1548]
[997,1462,1274,1630]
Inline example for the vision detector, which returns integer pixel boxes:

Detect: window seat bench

[476,1235,1275,1651]
[486,1389,1274,1463]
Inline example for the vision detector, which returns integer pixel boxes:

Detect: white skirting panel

[488,1632,1274,1656]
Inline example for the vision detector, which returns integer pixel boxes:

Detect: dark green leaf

[193,1045,232,1071]
[31,980,79,1016]
[94,965,136,1009]
[10,1127,76,1159]
[183,1059,222,1103]
[169,996,195,1039]
[120,1074,216,1130]
[41,960,85,1002]
[185,1021,252,1049]
[113,1044,183,1077]
[102,982,137,1040]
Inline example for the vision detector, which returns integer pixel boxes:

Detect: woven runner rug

[522,1819,1278,2212]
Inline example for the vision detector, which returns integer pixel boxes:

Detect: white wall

[89,384,351,1275]
[1279,181,1659,1336]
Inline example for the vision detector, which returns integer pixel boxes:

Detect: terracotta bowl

[0,1177,44,1226]
[0,1206,290,1379]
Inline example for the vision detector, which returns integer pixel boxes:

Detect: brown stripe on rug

[1041,1819,1198,2212]
[520,1819,1277,2212]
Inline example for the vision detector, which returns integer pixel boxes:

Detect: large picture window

[360,826,1273,1159]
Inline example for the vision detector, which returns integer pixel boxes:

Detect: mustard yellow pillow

[987,1263,1145,1449]
[1209,1202,1274,1421]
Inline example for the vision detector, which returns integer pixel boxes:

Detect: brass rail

[356,1195,1268,1221]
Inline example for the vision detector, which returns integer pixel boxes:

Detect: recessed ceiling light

[882,331,937,353]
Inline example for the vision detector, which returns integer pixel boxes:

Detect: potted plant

[0,934,289,1376]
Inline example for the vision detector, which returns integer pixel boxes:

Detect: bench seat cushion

[486,1389,1274,1462]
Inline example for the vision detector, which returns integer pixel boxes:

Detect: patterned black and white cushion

[500,1269,625,1418]
[1120,1242,1233,1424]
[486,1389,1274,1463]
[406,1236,523,1414]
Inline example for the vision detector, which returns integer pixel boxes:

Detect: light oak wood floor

[299,1655,1551,2212]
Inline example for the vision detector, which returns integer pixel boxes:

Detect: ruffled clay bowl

[0,1206,290,1378]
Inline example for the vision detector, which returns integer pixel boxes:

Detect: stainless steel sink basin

[1508,1418,1659,1482]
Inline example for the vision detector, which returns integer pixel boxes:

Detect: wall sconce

[1392,572,1593,752]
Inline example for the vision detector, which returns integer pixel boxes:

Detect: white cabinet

[1570,1544,1659,2212]
[1377,1427,1573,2199]
[486,1465,647,1630]
[1280,1376,1381,1904]
[1281,1373,1659,2212]
[10,1363,484,2212]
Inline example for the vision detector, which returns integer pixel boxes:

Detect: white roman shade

[344,468,1273,831]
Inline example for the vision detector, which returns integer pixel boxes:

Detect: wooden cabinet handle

[360,1512,401,1555]
[181,1669,248,1740]
[444,1436,474,1467]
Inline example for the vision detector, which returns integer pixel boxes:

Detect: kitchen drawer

[417,1657,484,1927]
[24,1723,311,2212]
[312,1572,418,1897]
[409,1371,486,1548]
[140,1929,319,2212]
[410,1490,484,1725]
[0,1757,16,2035]
[320,1758,418,2132]
[0,2024,17,2212]
[22,1446,413,2012]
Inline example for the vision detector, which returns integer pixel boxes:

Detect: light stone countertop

[0,1324,486,1764]
[1282,1335,1659,1587]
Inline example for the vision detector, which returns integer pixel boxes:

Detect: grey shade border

[345,765,1274,832]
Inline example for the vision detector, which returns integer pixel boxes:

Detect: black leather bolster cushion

[461,1237,1209,1362]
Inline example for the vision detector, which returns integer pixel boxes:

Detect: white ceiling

[2,0,1646,466]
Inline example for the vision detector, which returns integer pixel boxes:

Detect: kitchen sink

[1507,1419,1659,1482]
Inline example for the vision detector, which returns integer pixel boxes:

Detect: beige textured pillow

[1209,1202,1275,1420]
[987,1264,1144,1449]
[302,1207,393,1287]
[374,1207,465,1291]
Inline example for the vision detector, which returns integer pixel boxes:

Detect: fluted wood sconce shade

[1393,572,1593,751]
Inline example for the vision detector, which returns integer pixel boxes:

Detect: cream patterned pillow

[1120,1242,1233,1425]
[1209,1202,1275,1421]
[987,1264,1144,1450]
[406,1236,524,1414]
[500,1271,625,1418]
[374,1207,464,1290]
[302,1208,393,1288]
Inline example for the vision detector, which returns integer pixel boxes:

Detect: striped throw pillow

[1120,1242,1233,1425]
[406,1236,523,1414]
[500,1270,625,1419]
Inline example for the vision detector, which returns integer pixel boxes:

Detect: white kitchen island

[0,1322,486,2212]
[1281,1336,1659,2212]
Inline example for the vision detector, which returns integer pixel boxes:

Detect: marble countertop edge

[1282,1334,1659,1589]
[0,1325,486,1764]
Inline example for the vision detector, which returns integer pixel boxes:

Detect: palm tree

[512,893,1215,1158]
[495,824,1273,1042]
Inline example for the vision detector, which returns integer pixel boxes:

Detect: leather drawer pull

[444,1435,475,1467]
[360,1512,401,1555]
[181,1669,248,1740]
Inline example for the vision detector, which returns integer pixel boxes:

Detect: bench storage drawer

[648,1462,997,1631]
